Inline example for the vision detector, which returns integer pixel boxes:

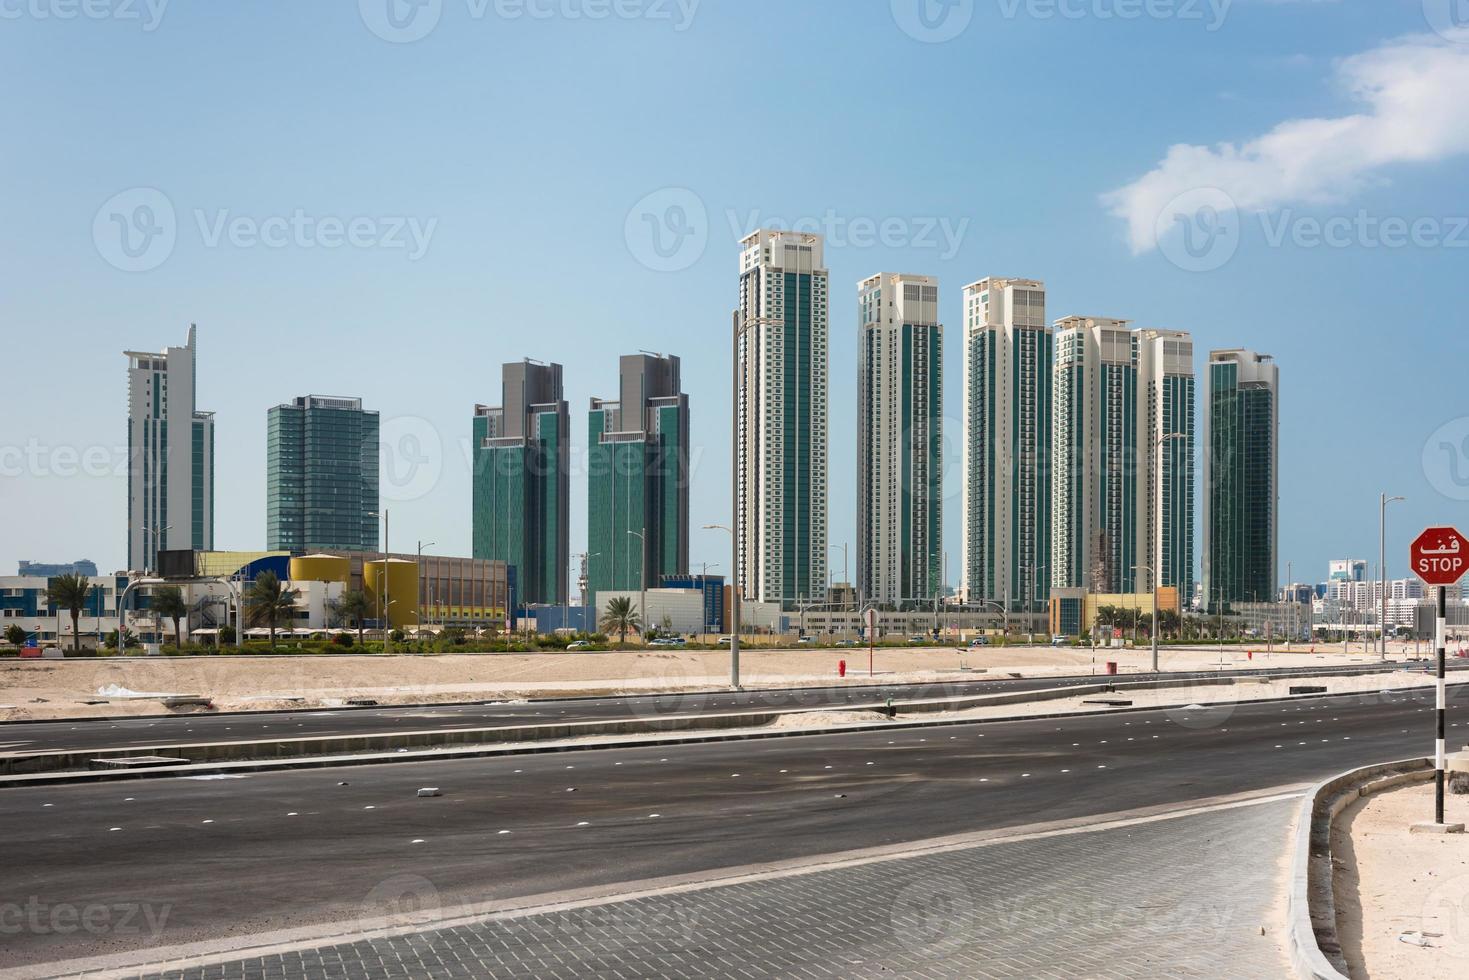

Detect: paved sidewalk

[136,800,1294,980]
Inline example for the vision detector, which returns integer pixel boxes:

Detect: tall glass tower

[1203,348,1278,611]
[961,278,1052,618]
[266,396,380,553]
[736,230,829,609]
[473,361,570,606]
[586,354,690,610]
[124,325,214,573]
[857,272,942,608]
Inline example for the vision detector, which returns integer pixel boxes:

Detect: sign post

[1409,526,1468,831]
[864,607,879,678]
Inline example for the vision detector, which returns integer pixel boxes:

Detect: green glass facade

[1206,355,1277,610]
[472,362,570,606]
[586,356,689,609]
[266,396,380,553]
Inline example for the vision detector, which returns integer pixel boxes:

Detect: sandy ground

[0,644,1428,722]
[1334,782,1469,979]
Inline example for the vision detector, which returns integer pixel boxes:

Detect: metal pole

[383,510,391,654]
[730,314,741,690]
[1436,585,1447,825]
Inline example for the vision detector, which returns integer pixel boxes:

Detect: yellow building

[1050,587,1181,638]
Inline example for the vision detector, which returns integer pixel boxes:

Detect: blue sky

[2,0,1467,590]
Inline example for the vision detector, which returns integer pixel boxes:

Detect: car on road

[717,635,733,645]
[649,637,686,647]
[968,637,989,648]
[795,635,816,645]
[835,639,858,647]
[565,640,593,651]
[908,635,929,645]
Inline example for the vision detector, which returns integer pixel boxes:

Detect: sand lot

[0,644,1417,721]
[1334,781,1469,979]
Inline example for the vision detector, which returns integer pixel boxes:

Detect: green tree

[330,589,375,648]
[151,586,190,649]
[244,572,298,649]
[599,596,641,644]
[47,573,96,652]
[4,623,26,647]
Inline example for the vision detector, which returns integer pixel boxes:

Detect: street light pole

[1380,493,1404,660]
[1151,432,1187,672]
[627,529,646,640]
[703,523,739,689]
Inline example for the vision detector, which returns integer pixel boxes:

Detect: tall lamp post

[1151,432,1188,672]
[627,529,647,640]
[371,510,390,653]
[703,523,739,689]
[1379,493,1404,661]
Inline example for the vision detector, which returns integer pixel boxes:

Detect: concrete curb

[1286,757,1434,980]
[1,659,1450,728]
[3,679,1460,789]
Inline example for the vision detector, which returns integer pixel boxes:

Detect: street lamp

[1151,432,1188,672]
[141,524,172,576]
[627,529,647,641]
[371,510,390,653]
[703,523,739,689]
[1380,493,1404,661]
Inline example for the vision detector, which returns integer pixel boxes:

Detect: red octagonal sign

[1410,526,1469,587]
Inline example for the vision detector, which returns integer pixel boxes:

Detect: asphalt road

[0,660,1439,755]
[1,679,1464,970]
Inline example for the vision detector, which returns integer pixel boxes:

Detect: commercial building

[0,573,127,648]
[586,354,690,610]
[1202,349,1279,611]
[961,278,1052,618]
[1051,320,1195,599]
[1048,587,1182,639]
[1329,559,1367,583]
[125,325,215,572]
[473,361,570,605]
[736,229,829,608]
[857,272,943,607]
[266,396,380,553]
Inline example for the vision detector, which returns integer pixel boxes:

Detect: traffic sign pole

[1437,585,1447,825]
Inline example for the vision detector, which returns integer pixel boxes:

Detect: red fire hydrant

[839,660,847,678]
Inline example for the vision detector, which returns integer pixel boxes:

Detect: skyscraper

[961,278,1051,617]
[586,354,690,609]
[266,396,380,553]
[1051,320,1195,598]
[857,272,942,607]
[125,325,214,573]
[473,361,570,606]
[736,230,829,608]
[1202,348,1278,611]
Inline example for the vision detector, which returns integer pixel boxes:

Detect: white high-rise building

[961,278,1051,616]
[1051,320,1195,598]
[125,325,215,573]
[736,230,829,608]
[857,273,942,607]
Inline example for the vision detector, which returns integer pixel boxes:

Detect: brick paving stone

[136,800,1293,980]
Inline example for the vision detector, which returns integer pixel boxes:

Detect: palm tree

[330,589,374,648]
[151,586,189,649]
[245,572,298,649]
[47,574,95,652]
[599,596,641,645]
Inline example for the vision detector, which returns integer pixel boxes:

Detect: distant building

[586,354,690,610]
[736,229,830,609]
[125,325,215,572]
[266,396,380,553]
[1202,349,1278,611]
[1,573,127,648]
[17,560,99,579]
[473,361,570,605]
[1329,559,1367,583]
[857,272,943,607]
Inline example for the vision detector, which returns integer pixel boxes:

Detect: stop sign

[1410,526,1469,587]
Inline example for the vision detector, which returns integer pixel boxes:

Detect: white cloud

[1104,28,1469,254]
